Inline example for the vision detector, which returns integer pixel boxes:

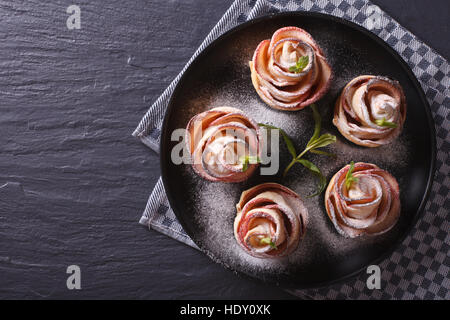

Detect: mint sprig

[259,104,336,197]
[288,55,309,73]
[375,117,398,128]
[260,237,277,250]
[345,161,359,189]
[295,159,327,198]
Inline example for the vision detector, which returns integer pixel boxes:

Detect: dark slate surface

[0,0,447,299]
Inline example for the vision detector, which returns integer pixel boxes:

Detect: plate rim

[159,11,437,290]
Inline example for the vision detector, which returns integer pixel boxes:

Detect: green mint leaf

[375,118,398,128]
[296,159,327,197]
[248,156,260,163]
[296,55,309,70]
[308,133,337,150]
[310,149,337,158]
[260,237,277,249]
[307,104,322,147]
[306,105,336,152]
[345,161,359,189]
[258,123,297,159]
[289,55,309,73]
[239,155,260,172]
[296,158,320,175]
[242,158,249,172]
[281,132,297,159]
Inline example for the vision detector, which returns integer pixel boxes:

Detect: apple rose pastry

[185,107,262,182]
[249,26,332,111]
[333,75,407,147]
[234,183,308,258]
[325,162,401,238]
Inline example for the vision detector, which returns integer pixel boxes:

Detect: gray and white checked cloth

[133,0,449,299]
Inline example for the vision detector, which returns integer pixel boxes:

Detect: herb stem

[283,148,310,177]
[283,160,296,177]
[261,104,337,196]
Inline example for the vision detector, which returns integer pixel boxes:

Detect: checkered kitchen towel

[133,0,449,299]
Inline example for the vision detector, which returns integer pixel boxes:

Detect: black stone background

[0,0,448,299]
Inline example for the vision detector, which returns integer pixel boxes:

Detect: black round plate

[160,12,436,289]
